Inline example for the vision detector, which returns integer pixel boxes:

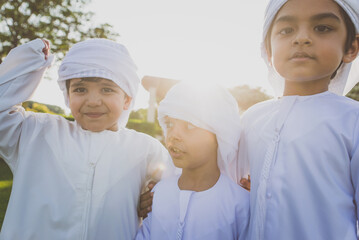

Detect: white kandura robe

[238,91,359,240]
[135,174,250,240]
[0,40,173,240]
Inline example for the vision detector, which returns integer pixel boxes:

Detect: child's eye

[73,88,86,93]
[186,122,197,130]
[102,88,114,93]
[314,25,333,33]
[279,27,293,35]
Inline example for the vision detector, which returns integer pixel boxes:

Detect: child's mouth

[290,52,314,61]
[84,112,105,118]
[168,146,184,158]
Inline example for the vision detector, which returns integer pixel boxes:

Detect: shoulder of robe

[152,175,178,193]
[123,127,164,145]
[208,175,250,216]
[340,95,359,110]
[240,99,276,126]
[326,94,359,115]
[221,174,250,199]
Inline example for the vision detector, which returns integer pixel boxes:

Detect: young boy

[0,39,173,239]
[238,0,359,239]
[135,82,249,240]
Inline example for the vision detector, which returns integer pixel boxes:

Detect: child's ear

[123,96,132,110]
[343,34,359,63]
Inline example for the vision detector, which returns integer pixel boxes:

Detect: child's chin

[81,123,118,132]
[82,125,109,132]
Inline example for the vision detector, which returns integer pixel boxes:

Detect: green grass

[0,159,13,229]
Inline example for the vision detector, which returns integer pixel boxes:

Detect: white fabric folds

[158,82,242,184]
[58,38,140,127]
[262,0,359,97]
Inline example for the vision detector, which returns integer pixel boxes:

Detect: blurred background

[0,0,359,228]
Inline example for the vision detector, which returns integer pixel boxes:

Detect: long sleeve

[350,112,359,224]
[0,39,54,172]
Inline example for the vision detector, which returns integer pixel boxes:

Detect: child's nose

[87,92,103,106]
[167,125,182,141]
[292,29,312,46]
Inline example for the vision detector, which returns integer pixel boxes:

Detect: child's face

[68,78,131,132]
[268,0,355,85]
[164,117,218,171]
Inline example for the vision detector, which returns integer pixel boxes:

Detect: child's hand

[239,175,251,191]
[137,180,157,219]
[41,39,50,60]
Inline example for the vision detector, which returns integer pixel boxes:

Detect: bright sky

[31,0,272,113]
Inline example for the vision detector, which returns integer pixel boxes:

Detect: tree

[229,85,272,111]
[347,82,359,101]
[0,0,119,62]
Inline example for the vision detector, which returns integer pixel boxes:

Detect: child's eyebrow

[275,13,341,25]
[310,13,341,22]
[274,15,296,24]
[70,82,85,88]
[100,82,120,88]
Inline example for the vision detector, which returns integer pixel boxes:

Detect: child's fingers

[137,181,157,218]
[139,193,153,209]
[137,197,153,218]
[140,190,154,202]
[137,190,154,218]
[137,207,151,219]
[239,178,251,191]
[147,180,157,191]
[41,39,50,60]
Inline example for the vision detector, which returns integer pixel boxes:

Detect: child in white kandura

[237,0,359,239]
[0,39,174,240]
[135,82,249,240]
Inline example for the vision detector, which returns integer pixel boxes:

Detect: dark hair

[265,3,357,54]
[339,6,356,52]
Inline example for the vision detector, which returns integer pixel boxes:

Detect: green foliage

[22,101,74,120]
[347,83,359,101]
[0,159,12,228]
[126,119,163,138]
[0,0,119,61]
[129,108,148,120]
[126,108,163,137]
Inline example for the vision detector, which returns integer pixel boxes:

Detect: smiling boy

[0,39,173,240]
[66,77,131,132]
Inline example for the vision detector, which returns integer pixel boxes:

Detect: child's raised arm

[0,39,53,172]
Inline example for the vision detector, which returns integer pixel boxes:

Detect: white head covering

[58,38,140,127]
[262,0,359,97]
[158,82,242,184]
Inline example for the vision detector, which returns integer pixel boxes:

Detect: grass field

[0,159,12,229]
